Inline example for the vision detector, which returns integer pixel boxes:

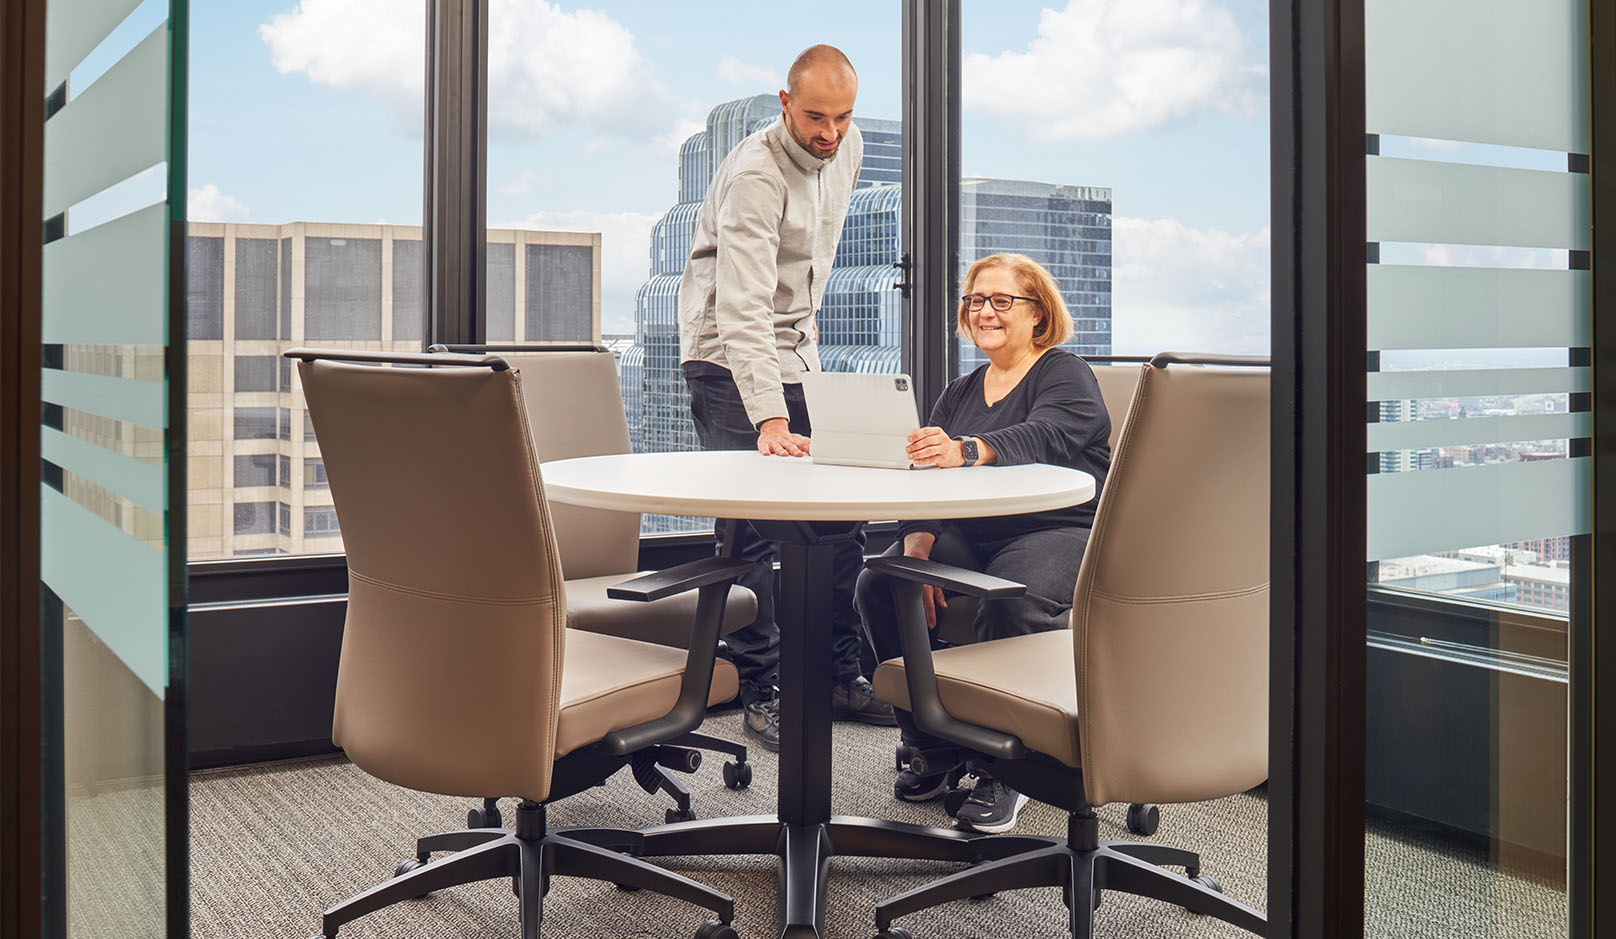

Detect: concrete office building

[185,221,601,558]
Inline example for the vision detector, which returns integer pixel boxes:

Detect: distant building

[185,221,601,558]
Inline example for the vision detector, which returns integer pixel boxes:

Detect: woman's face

[965,265,1042,360]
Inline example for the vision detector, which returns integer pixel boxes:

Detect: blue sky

[185,0,1276,352]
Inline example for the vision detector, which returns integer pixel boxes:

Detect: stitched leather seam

[1087,583,1268,605]
[349,568,556,606]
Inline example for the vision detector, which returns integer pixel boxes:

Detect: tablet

[799,371,924,469]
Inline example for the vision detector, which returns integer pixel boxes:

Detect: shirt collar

[769,117,832,173]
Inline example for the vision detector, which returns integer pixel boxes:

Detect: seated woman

[854,253,1111,835]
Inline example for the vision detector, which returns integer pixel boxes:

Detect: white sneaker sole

[895,777,951,802]
[955,792,1029,834]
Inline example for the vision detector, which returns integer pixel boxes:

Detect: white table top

[540,450,1095,522]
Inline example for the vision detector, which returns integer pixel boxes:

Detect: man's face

[779,72,857,160]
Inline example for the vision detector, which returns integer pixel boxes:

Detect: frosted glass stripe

[44,0,143,91]
[1368,264,1591,350]
[40,485,164,695]
[43,26,166,218]
[41,370,164,429]
[41,427,163,514]
[42,203,166,345]
[1368,413,1588,452]
[1367,458,1590,560]
[1365,0,1589,153]
[1368,368,1588,400]
[1367,157,1590,250]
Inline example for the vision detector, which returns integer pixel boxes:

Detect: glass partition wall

[40,0,188,934]
[1361,0,1589,934]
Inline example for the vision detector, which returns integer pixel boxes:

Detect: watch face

[962,438,978,464]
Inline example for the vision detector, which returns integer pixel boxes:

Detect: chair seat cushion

[555,629,739,757]
[564,573,757,648]
[872,630,1081,768]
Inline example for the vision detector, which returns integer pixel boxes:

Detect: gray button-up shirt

[678,117,863,426]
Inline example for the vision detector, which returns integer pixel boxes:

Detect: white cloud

[1110,216,1270,354]
[261,0,677,137]
[188,183,252,223]
[1415,243,1568,270]
[492,208,660,329]
[963,0,1263,140]
[715,55,780,89]
[654,118,707,155]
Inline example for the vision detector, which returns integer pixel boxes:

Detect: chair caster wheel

[722,759,752,789]
[941,787,970,817]
[666,807,697,824]
[394,857,431,899]
[1183,873,1222,913]
[468,805,502,829]
[876,928,914,939]
[1126,802,1160,836]
[895,743,916,770]
[693,919,738,939]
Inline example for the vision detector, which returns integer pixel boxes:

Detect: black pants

[855,522,1090,749]
[683,363,867,689]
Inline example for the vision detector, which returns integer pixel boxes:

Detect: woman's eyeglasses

[961,293,1036,313]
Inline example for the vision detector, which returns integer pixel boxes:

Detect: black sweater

[897,349,1111,543]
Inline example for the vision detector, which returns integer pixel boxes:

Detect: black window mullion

[422,0,487,348]
[901,0,960,413]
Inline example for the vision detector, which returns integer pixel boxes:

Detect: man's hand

[905,426,964,468]
[757,417,811,457]
[902,532,947,630]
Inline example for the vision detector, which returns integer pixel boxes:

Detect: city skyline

[174,0,1275,355]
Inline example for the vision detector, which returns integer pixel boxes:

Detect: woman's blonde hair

[955,253,1074,350]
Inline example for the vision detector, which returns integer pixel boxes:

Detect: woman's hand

[905,426,964,468]
[902,532,947,630]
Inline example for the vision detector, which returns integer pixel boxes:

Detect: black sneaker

[894,762,965,802]
[830,676,898,726]
[952,776,1029,834]
[739,684,780,752]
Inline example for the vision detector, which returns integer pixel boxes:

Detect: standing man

[678,44,895,751]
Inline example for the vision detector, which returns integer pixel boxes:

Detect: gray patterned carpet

[183,711,1565,939]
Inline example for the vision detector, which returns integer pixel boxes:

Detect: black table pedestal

[616,522,1039,938]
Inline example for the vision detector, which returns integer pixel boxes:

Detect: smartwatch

[958,436,979,467]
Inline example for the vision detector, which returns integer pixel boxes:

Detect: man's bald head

[779,45,858,159]
[786,44,857,97]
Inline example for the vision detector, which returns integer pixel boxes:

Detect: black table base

[624,521,1030,938]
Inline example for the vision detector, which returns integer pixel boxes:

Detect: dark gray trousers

[855,522,1090,749]
[683,364,867,690]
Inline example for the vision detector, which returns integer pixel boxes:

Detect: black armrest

[606,557,752,602]
[864,555,1025,598]
[600,559,750,755]
[868,557,1028,760]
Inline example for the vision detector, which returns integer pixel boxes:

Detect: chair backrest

[930,359,1142,648]
[496,351,641,580]
[1072,361,1269,807]
[299,358,567,803]
[1088,362,1145,453]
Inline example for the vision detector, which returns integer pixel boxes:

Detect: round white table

[542,450,1096,523]
[542,450,1095,939]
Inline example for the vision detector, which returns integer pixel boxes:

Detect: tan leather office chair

[867,354,1270,939]
[428,344,760,823]
[290,349,744,939]
[910,356,1160,835]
